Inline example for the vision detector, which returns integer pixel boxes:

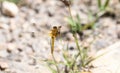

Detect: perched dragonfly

[49,26,61,54]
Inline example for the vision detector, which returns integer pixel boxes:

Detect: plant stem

[68,0,85,68]
[51,53,60,73]
[73,34,84,67]
[68,0,75,26]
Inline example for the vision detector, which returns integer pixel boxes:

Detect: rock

[7,43,17,53]
[90,42,120,73]
[66,32,74,41]
[0,61,9,70]
[2,1,19,17]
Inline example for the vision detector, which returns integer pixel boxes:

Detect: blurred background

[0,0,120,73]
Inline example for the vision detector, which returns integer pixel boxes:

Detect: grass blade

[98,0,101,9]
[103,0,110,9]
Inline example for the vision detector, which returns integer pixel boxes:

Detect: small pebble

[2,1,19,17]
[0,61,9,71]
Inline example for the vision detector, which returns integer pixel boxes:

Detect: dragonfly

[49,26,61,54]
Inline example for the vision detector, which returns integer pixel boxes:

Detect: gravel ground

[0,0,120,73]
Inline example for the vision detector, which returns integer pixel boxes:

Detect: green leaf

[76,14,82,31]
[67,17,75,26]
[44,60,56,65]
[63,52,72,67]
[67,17,77,33]
[46,64,57,73]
